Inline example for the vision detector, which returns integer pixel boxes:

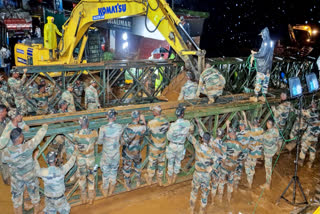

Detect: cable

[144,3,165,33]
[147,0,160,11]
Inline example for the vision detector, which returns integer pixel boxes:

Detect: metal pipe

[178,23,200,51]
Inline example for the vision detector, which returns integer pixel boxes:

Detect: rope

[252,94,297,214]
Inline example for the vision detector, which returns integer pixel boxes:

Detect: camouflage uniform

[121,120,146,187]
[0,116,10,184]
[61,90,76,112]
[8,73,27,115]
[218,138,244,199]
[35,155,76,214]
[98,121,124,190]
[71,128,98,200]
[146,115,169,182]
[0,89,12,108]
[299,122,320,166]
[73,82,84,106]
[85,85,100,110]
[245,127,264,187]
[178,80,198,100]
[289,108,311,140]
[166,118,193,176]
[262,127,279,185]
[0,120,27,149]
[187,134,213,211]
[31,86,54,115]
[197,67,226,101]
[254,72,270,96]
[234,129,250,187]
[2,125,47,208]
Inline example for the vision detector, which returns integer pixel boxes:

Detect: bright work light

[289,77,303,98]
[306,72,319,93]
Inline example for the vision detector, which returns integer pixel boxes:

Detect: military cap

[216,128,224,137]
[131,110,140,119]
[175,105,186,117]
[252,117,260,125]
[203,132,211,142]
[79,115,89,125]
[228,127,236,134]
[90,80,96,84]
[46,151,57,164]
[150,105,162,112]
[11,68,19,74]
[239,120,246,126]
[67,83,74,88]
[8,108,21,119]
[106,109,117,118]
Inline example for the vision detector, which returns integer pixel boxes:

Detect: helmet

[46,151,57,164]
[106,109,117,118]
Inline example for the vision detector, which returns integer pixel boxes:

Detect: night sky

[174,0,320,57]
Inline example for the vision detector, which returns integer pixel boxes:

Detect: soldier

[34,150,76,214]
[261,119,279,190]
[166,106,193,184]
[85,80,100,110]
[0,75,12,108]
[73,79,84,107]
[2,124,48,214]
[196,64,226,104]
[121,110,146,190]
[145,105,170,186]
[61,84,76,112]
[0,105,10,184]
[8,68,28,115]
[218,127,244,202]
[56,100,69,114]
[98,109,124,197]
[299,118,320,168]
[178,72,198,101]
[69,116,98,204]
[271,92,293,152]
[31,83,55,115]
[245,118,264,189]
[188,130,214,214]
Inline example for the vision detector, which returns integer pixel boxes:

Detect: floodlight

[289,77,302,98]
[306,72,319,93]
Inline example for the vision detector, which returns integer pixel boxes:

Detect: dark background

[174,0,320,57]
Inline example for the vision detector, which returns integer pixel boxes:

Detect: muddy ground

[0,150,319,214]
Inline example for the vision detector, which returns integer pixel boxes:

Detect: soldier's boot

[189,201,195,214]
[14,206,22,214]
[298,159,304,167]
[167,174,173,185]
[258,96,266,102]
[307,161,313,169]
[145,174,152,185]
[100,185,108,198]
[124,180,131,191]
[157,174,163,186]
[33,203,40,214]
[227,192,232,203]
[172,173,178,184]
[81,193,87,205]
[136,178,141,188]
[199,205,206,214]
[88,190,95,205]
[108,184,115,196]
[250,96,258,102]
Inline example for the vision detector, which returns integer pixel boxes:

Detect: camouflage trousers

[10,176,40,208]
[166,143,186,176]
[77,155,95,194]
[210,168,221,197]
[147,148,166,179]
[122,154,141,184]
[264,156,273,184]
[299,140,317,163]
[190,171,211,209]
[0,152,10,185]
[218,167,235,197]
[43,196,70,214]
[87,103,99,110]
[101,153,120,189]
[245,157,257,186]
[14,97,28,116]
[254,72,270,96]
[234,162,244,186]
[289,121,307,140]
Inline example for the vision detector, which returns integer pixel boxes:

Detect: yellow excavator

[14,0,205,78]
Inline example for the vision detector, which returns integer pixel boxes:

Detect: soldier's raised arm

[33,150,42,177]
[195,118,204,137]
[26,124,48,150]
[62,152,77,175]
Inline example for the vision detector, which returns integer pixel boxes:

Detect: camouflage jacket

[0,117,10,136]
[8,74,27,98]
[209,137,226,169]
[247,127,264,159]
[73,82,84,103]
[0,89,12,108]
[272,101,293,127]
[35,155,76,197]
[236,130,250,162]
[98,121,124,158]
[221,139,244,172]
[2,125,47,181]
[198,68,225,95]
[262,127,280,157]
[178,80,198,100]
[167,118,193,145]
[147,116,169,154]
[85,85,100,107]
[0,120,27,150]
[71,129,98,158]
[121,121,146,160]
[61,90,76,112]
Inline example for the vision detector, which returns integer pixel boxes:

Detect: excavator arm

[58,0,204,78]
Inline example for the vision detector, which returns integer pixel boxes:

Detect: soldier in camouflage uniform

[61,84,76,112]
[271,92,293,152]
[299,118,320,168]
[218,128,244,202]
[2,124,48,214]
[69,116,98,204]
[8,68,28,115]
[56,100,69,114]
[261,120,279,190]
[31,83,55,115]
[166,106,193,184]
[196,64,226,104]
[34,149,76,214]
[121,110,146,190]
[145,105,170,186]
[178,72,198,101]
[85,80,100,110]
[0,105,10,184]
[188,129,214,214]
[73,79,84,108]
[0,75,12,108]
[98,109,124,197]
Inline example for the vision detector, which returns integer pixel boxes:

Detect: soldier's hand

[226,120,230,127]
[33,150,39,160]
[207,166,213,173]
[23,68,28,74]
[42,124,48,129]
[24,125,30,132]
